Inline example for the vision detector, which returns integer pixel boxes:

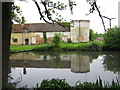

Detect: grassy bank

[10,45,38,52]
[10,41,104,52]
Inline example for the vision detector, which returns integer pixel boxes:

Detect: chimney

[21,16,25,25]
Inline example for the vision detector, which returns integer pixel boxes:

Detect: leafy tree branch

[32,0,75,29]
[86,0,115,32]
[19,0,115,32]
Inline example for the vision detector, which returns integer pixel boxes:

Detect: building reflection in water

[10,53,91,74]
[71,55,90,73]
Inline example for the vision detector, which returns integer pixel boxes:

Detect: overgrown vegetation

[89,29,94,41]
[89,29,104,41]
[39,78,71,89]
[103,27,120,50]
[10,41,104,52]
[74,77,120,89]
[94,32,103,40]
[52,33,61,47]
[43,32,47,44]
[7,78,120,89]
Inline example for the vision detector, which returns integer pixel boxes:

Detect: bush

[53,33,61,47]
[40,78,71,89]
[33,44,55,51]
[89,29,95,41]
[67,38,72,43]
[43,32,47,44]
[104,27,120,50]
[88,43,101,51]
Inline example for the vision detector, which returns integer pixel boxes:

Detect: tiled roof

[12,24,30,33]
[12,23,70,33]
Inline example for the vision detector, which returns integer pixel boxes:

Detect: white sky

[14,0,120,33]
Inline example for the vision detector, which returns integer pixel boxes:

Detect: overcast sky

[14,0,120,33]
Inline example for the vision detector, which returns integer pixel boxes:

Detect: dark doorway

[25,39,29,45]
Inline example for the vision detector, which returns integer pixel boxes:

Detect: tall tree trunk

[2,2,12,88]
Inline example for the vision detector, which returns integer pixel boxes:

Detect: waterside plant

[6,77,120,89]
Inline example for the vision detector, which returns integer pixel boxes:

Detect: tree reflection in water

[49,53,63,68]
[102,52,120,83]
[102,52,120,73]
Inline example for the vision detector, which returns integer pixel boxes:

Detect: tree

[2,2,12,88]
[53,33,61,47]
[11,5,22,24]
[1,2,23,89]
[43,32,47,44]
[104,27,120,50]
[89,29,94,41]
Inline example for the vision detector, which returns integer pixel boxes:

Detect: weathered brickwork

[71,20,90,43]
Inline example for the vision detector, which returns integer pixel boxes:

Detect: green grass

[10,45,38,52]
[10,41,105,52]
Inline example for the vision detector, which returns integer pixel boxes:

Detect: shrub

[53,33,61,47]
[88,43,101,51]
[33,44,55,51]
[67,38,72,43]
[40,78,71,89]
[89,29,95,41]
[104,27,120,50]
[43,32,47,44]
[94,33,103,40]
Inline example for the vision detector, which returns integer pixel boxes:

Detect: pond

[9,51,120,88]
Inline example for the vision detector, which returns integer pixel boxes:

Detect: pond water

[9,51,120,88]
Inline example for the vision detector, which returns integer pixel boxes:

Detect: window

[13,38,18,43]
[32,37,36,43]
